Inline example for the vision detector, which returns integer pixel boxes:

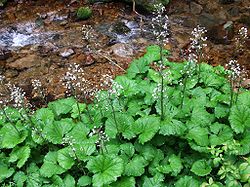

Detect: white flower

[152,3,169,43]
[8,85,26,108]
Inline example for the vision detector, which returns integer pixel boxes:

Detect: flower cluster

[188,25,207,63]
[62,63,98,99]
[151,3,169,43]
[82,24,94,41]
[152,83,168,100]
[235,26,248,52]
[100,74,123,97]
[31,79,47,101]
[226,59,247,81]
[89,126,110,148]
[8,84,26,109]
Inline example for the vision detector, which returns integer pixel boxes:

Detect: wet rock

[111,21,131,35]
[7,54,42,70]
[228,7,239,17]
[242,79,250,89]
[60,48,74,58]
[0,48,12,60]
[238,15,250,27]
[5,69,19,78]
[111,43,134,58]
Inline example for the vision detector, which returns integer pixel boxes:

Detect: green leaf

[191,159,212,176]
[64,174,75,187]
[160,118,186,136]
[142,173,164,187]
[0,164,14,182]
[26,163,43,187]
[9,145,31,168]
[148,69,161,83]
[144,45,161,62]
[124,155,148,177]
[132,116,160,144]
[229,105,250,134]
[215,104,229,118]
[187,127,209,146]
[209,123,233,146]
[115,76,139,96]
[157,154,183,176]
[201,72,225,88]
[43,118,74,144]
[34,107,54,125]
[127,58,149,79]
[51,175,64,186]
[191,106,214,126]
[120,143,135,158]
[111,177,136,187]
[175,175,200,187]
[13,171,27,187]
[105,113,136,139]
[77,176,92,186]
[48,97,76,117]
[57,147,75,170]
[86,154,124,187]
[237,91,250,108]
[40,152,66,177]
[0,123,28,148]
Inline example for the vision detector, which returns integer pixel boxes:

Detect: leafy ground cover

[0,45,250,186]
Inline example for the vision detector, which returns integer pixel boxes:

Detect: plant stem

[230,81,234,108]
[159,46,164,121]
[2,108,20,134]
[108,93,119,132]
[83,96,94,124]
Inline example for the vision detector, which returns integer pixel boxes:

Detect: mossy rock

[76,7,92,20]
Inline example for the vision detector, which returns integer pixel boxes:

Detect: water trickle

[0,22,57,49]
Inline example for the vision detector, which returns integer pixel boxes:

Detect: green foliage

[0,45,249,186]
[76,6,92,20]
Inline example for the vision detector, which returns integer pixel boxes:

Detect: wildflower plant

[151,3,170,120]
[234,26,248,54]
[31,79,47,104]
[225,59,247,107]
[0,45,250,187]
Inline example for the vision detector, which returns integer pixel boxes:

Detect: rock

[0,48,12,60]
[190,2,203,15]
[219,0,235,4]
[7,54,42,70]
[60,48,74,58]
[111,43,134,58]
[242,79,250,88]
[198,13,225,28]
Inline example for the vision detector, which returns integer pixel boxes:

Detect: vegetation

[0,0,7,7]
[0,45,250,186]
[76,7,92,20]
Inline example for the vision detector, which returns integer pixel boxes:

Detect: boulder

[7,54,42,70]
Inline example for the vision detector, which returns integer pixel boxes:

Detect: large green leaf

[34,107,54,125]
[86,154,124,187]
[191,159,212,176]
[127,58,149,79]
[209,122,233,146]
[160,118,186,136]
[229,105,250,134]
[157,154,183,176]
[9,145,31,168]
[120,143,135,158]
[40,152,66,177]
[237,91,250,108]
[26,163,43,187]
[124,155,148,177]
[57,147,75,170]
[115,76,139,96]
[187,127,209,146]
[48,97,76,117]
[175,175,200,187]
[43,118,74,144]
[0,164,14,182]
[111,177,136,187]
[64,174,75,187]
[132,116,160,144]
[142,173,164,187]
[13,171,27,187]
[105,113,136,139]
[0,123,28,148]
[77,176,92,187]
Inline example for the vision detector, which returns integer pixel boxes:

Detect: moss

[76,7,92,20]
